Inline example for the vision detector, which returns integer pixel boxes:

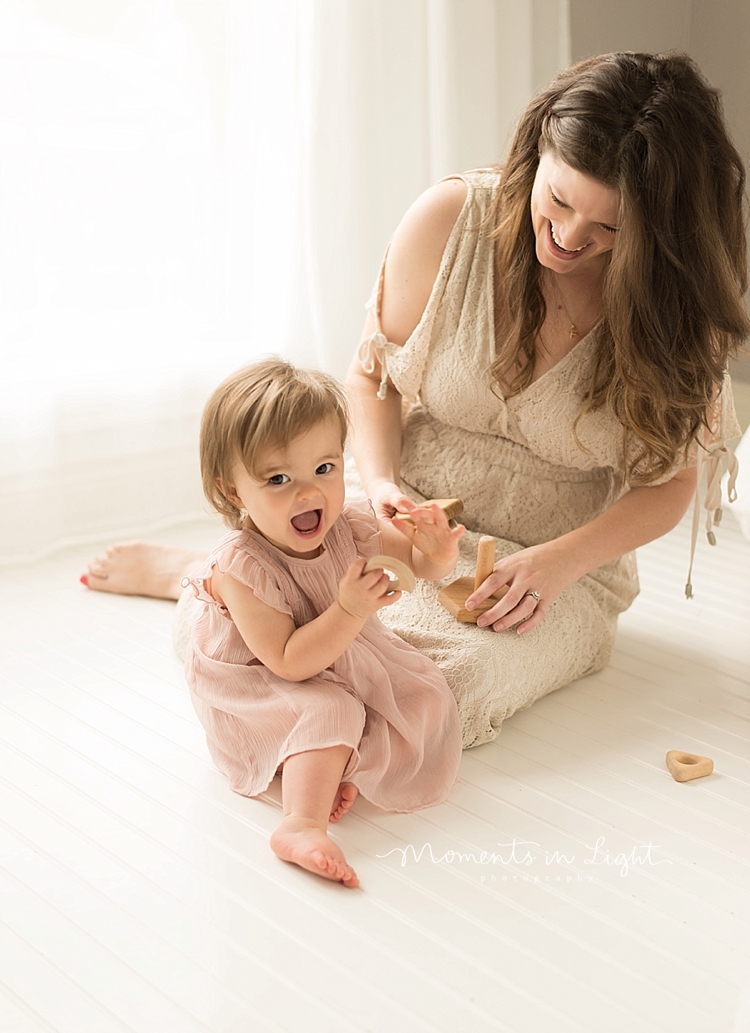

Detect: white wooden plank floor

[0,508,748,1033]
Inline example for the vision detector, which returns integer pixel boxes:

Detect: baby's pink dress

[183,500,462,812]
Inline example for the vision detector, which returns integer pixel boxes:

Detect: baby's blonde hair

[200,358,349,528]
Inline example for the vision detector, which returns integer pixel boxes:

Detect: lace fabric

[175,169,741,751]
[355,167,741,746]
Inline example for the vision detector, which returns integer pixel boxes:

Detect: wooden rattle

[393,498,464,527]
[665,750,714,782]
[363,556,416,593]
[437,535,509,623]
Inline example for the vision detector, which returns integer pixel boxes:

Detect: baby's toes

[323,855,344,878]
[340,865,360,888]
[310,850,331,874]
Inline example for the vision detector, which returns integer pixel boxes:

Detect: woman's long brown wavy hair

[490,52,749,482]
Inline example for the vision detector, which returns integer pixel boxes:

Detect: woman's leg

[270,744,359,888]
[81,542,208,599]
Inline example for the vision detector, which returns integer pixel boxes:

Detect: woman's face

[530,151,621,278]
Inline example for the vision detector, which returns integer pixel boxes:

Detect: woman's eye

[316,462,334,475]
[601,224,618,235]
[268,474,289,485]
[550,191,567,208]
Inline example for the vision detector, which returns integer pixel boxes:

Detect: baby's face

[226,416,346,558]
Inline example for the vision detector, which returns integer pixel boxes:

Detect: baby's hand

[393,503,465,566]
[337,558,401,620]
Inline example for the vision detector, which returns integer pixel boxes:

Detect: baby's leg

[270,745,359,888]
[81,542,208,599]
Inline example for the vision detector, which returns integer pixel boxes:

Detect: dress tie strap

[357,330,390,400]
[685,436,739,599]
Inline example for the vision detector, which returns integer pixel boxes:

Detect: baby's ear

[216,477,239,503]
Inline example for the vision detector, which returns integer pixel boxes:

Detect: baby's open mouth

[290,509,322,535]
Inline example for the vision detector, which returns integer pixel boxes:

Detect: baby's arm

[378,502,465,581]
[210,562,400,682]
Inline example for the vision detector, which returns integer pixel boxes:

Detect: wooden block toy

[393,498,464,526]
[437,535,508,623]
[363,555,416,593]
[665,750,714,782]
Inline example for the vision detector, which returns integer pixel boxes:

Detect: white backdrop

[0,0,569,561]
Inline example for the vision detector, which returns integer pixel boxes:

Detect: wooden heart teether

[363,555,416,593]
[437,535,509,623]
[665,750,714,782]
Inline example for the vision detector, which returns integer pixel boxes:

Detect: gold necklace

[550,276,603,339]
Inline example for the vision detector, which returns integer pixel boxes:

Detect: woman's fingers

[476,588,537,629]
[466,570,508,609]
[378,495,416,522]
[473,578,549,632]
[516,602,547,635]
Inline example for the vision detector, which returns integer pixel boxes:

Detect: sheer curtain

[0,0,568,562]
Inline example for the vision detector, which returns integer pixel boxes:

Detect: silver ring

[524,590,541,602]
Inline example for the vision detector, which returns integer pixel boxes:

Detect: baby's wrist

[335,597,368,623]
[413,545,457,576]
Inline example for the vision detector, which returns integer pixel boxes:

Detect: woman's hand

[337,557,402,620]
[368,478,416,522]
[466,540,578,635]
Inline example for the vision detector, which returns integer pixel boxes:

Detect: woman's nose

[557,218,588,251]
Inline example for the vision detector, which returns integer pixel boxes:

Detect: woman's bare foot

[270,816,359,888]
[330,782,358,823]
[81,542,208,600]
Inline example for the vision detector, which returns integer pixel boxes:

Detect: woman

[84,52,745,747]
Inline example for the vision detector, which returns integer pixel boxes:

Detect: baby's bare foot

[80,542,208,600]
[330,782,358,823]
[270,816,359,888]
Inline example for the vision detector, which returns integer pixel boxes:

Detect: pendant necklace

[551,276,603,339]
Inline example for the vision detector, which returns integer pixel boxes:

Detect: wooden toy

[363,555,416,593]
[393,498,464,526]
[437,535,508,623]
[665,750,714,782]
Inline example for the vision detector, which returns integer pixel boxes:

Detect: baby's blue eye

[268,473,289,485]
[316,462,334,475]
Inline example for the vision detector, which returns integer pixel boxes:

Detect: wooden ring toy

[363,555,416,593]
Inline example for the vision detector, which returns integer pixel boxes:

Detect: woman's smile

[549,222,588,254]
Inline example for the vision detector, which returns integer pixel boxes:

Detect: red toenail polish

[80,574,89,586]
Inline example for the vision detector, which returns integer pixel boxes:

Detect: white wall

[688,1,750,381]
[569,0,691,57]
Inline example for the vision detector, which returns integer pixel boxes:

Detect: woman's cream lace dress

[353,168,740,748]
[175,168,739,750]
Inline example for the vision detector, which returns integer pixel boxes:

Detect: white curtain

[0,0,569,563]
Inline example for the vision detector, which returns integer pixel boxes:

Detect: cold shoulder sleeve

[682,376,741,599]
[357,174,476,404]
[181,533,294,617]
[357,259,394,401]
